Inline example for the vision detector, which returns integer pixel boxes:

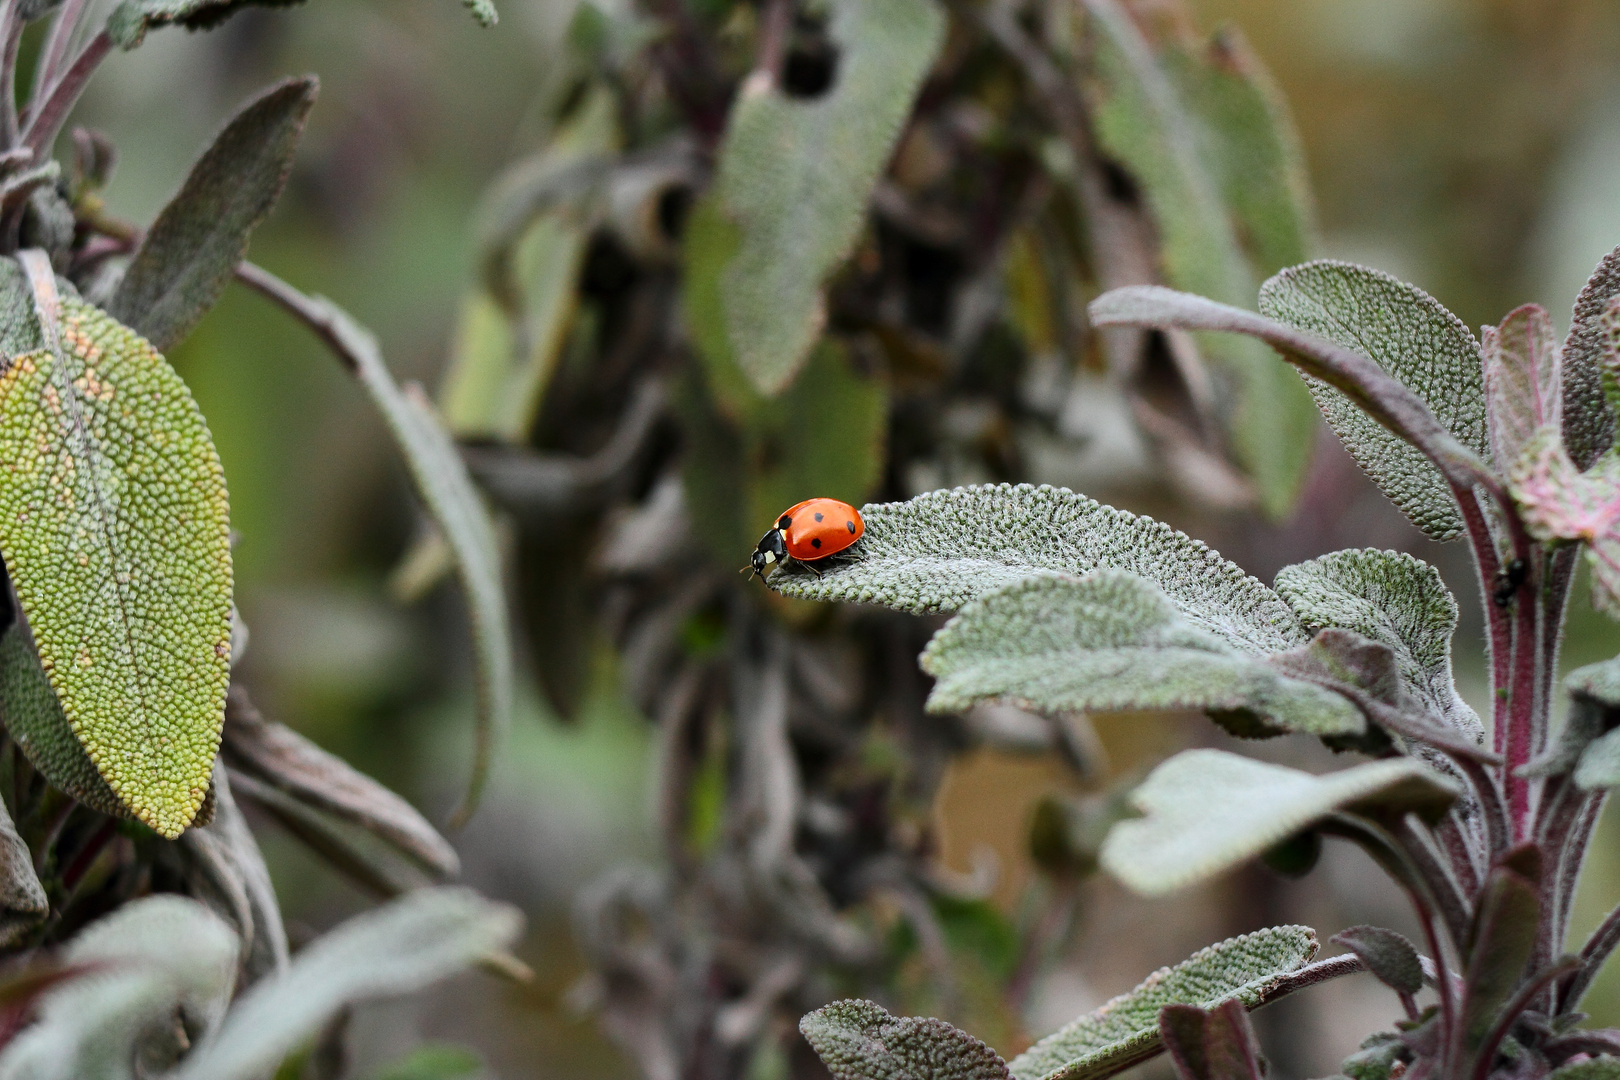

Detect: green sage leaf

[800,999,1011,1080]
[0,259,232,838]
[918,571,1362,737]
[109,77,317,354]
[0,783,45,949]
[1329,926,1422,996]
[170,887,522,1080]
[1258,261,1488,540]
[1082,0,1316,518]
[1273,549,1480,739]
[107,0,494,47]
[1099,749,1457,896]
[1549,1058,1620,1080]
[1008,925,1319,1080]
[1562,244,1620,469]
[771,484,1309,656]
[702,0,944,394]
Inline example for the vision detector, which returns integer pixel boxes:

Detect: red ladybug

[746,498,865,579]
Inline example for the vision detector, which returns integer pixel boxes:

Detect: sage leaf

[1505,424,1620,616]
[1340,1034,1406,1080]
[0,895,239,1080]
[0,254,232,839]
[1563,244,1620,469]
[170,887,522,1080]
[1550,1058,1620,1080]
[799,999,1011,1080]
[1008,925,1319,1080]
[1158,1001,1265,1080]
[1273,549,1480,739]
[918,571,1362,737]
[702,0,944,394]
[1257,261,1488,540]
[1522,657,1620,780]
[0,787,45,949]
[771,484,1309,656]
[1082,0,1316,517]
[107,0,495,48]
[1459,860,1539,1060]
[265,285,511,823]
[1482,304,1561,471]
[0,612,131,820]
[1574,727,1620,790]
[1329,926,1422,996]
[1099,749,1457,896]
[110,77,317,354]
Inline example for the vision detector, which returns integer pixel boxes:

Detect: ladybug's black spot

[811,538,822,549]
[814,512,824,522]
[779,515,793,529]
[846,520,855,533]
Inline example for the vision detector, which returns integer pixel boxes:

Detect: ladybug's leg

[805,561,824,577]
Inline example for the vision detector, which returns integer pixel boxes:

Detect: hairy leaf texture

[800,1000,1011,1080]
[771,484,1308,655]
[919,572,1362,736]
[1506,424,1620,616]
[1008,926,1318,1080]
[0,275,231,838]
[1273,549,1480,739]
[699,0,944,394]
[1258,261,1488,540]
[1482,304,1562,472]
[1100,749,1457,896]
[1562,244,1620,469]
[111,77,317,353]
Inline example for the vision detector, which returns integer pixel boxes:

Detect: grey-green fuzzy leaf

[800,999,1011,1080]
[1273,549,1480,740]
[919,572,1362,737]
[0,896,239,1080]
[308,296,512,823]
[1563,245,1620,469]
[708,0,944,394]
[770,484,1308,655]
[1329,927,1422,995]
[0,786,45,950]
[1574,726,1620,790]
[1100,749,1457,896]
[171,887,522,1080]
[1549,1058,1620,1080]
[1008,925,1318,1080]
[1520,656,1620,780]
[1258,261,1488,539]
[110,77,317,353]
[106,0,495,46]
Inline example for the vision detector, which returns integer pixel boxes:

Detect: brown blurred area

[64,1,1620,1077]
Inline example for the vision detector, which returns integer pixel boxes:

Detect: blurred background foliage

[67,0,1620,1076]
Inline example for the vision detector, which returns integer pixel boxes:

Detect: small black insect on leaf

[1493,559,1528,609]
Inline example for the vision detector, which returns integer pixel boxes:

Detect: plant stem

[0,0,23,150]
[21,29,110,157]
[1469,956,1580,1080]
[1505,574,1540,838]
[32,0,90,110]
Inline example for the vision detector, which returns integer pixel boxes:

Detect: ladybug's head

[748,527,788,578]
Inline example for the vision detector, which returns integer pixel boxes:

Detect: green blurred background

[63,1,1620,1076]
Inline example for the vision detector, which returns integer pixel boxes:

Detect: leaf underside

[0,296,232,838]
[1258,261,1488,540]
[1099,749,1458,896]
[770,484,1308,656]
[707,0,945,394]
[919,571,1361,736]
[1007,925,1318,1080]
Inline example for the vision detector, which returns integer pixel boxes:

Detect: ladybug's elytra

[745,498,865,579]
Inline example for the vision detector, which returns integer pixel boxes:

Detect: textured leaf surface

[1482,304,1561,473]
[1550,1058,1620,1080]
[1100,749,1457,895]
[706,0,944,393]
[1574,727,1620,790]
[919,572,1362,736]
[1084,0,1315,516]
[1257,261,1487,539]
[171,887,522,1080]
[0,268,232,838]
[1522,656,1620,780]
[800,999,1011,1080]
[1329,926,1422,995]
[1506,425,1620,616]
[771,484,1307,655]
[1007,926,1318,1080]
[0,789,45,949]
[1562,244,1620,469]
[0,895,238,1080]
[109,78,316,353]
[1273,549,1480,738]
[0,616,129,819]
[107,0,494,47]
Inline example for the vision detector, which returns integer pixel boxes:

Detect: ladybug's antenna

[740,565,756,581]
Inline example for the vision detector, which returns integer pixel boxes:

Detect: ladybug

[745,498,864,579]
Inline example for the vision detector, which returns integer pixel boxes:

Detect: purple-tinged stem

[1505,577,1540,839]
[0,0,23,149]
[31,0,91,110]
[21,29,110,157]
[1469,957,1581,1080]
